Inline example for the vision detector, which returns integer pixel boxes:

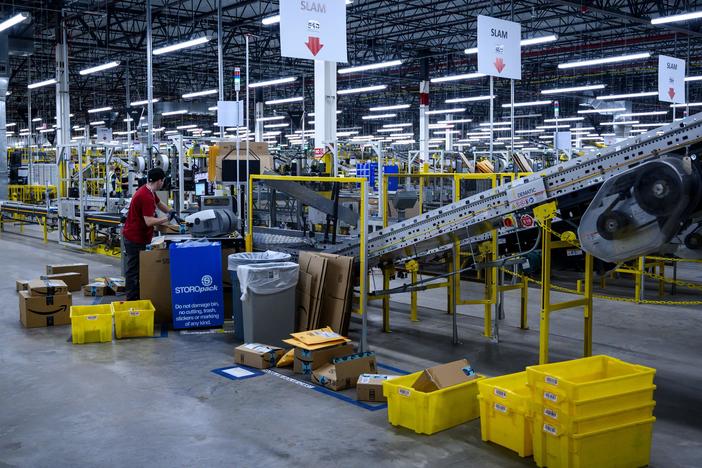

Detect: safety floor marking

[211,362,413,412]
[212,366,264,380]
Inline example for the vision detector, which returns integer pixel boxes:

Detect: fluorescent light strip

[596,91,657,100]
[31,117,42,122]
[177,124,197,130]
[685,76,702,82]
[577,107,626,114]
[162,109,188,116]
[544,117,584,122]
[618,111,668,117]
[89,121,105,126]
[536,124,571,129]
[425,108,466,115]
[541,84,606,94]
[28,78,57,90]
[183,89,217,99]
[445,95,494,104]
[652,11,702,24]
[88,106,112,114]
[430,72,485,84]
[600,120,640,125]
[478,121,511,127]
[671,102,702,108]
[465,34,557,54]
[338,84,387,95]
[79,61,120,76]
[0,13,28,33]
[438,118,473,124]
[153,36,209,55]
[383,123,413,128]
[515,129,545,134]
[369,104,410,112]
[558,52,650,69]
[265,96,304,105]
[501,100,552,108]
[308,111,341,116]
[256,116,286,122]
[362,113,396,120]
[338,60,403,74]
[249,77,297,88]
[130,98,160,106]
[264,123,288,128]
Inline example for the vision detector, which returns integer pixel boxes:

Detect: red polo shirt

[123,185,160,244]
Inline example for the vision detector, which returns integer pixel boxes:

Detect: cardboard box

[139,249,172,324]
[16,279,29,292]
[46,263,89,285]
[316,253,354,335]
[356,374,399,402]
[293,342,354,375]
[82,282,115,297]
[234,343,286,369]
[214,142,274,182]
[296,252,328,331]
[106,277,125,293]
[42,272,82,292]
[412,359,477,393]
[28,279,69,297]
[312,352,377,391]
[19,291,72,328]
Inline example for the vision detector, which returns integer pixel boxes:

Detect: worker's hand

[168,210,177,222]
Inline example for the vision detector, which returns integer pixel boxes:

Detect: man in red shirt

[122,168,174,300]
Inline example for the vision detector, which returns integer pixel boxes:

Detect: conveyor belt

[331,114,702,264]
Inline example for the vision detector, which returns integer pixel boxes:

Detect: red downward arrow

[305,36,324,56]
[494,57,506,73]
[668,87,676,99]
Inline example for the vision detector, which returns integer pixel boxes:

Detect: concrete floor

[1,227,701,467]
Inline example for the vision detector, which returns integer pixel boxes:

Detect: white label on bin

[129,311,140,317]
[399,388,411,397]
[87,315,97,321]
[544,391,558,402]
[494,388,507,399]
[543,423,558,436]
[545,376,558,386]
[544,407,558,419]
[494,403,508,413]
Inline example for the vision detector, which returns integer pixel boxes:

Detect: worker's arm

[157,201,171,214]
[143,215,169,227]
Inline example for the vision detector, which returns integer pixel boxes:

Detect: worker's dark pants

[124,238,147,301]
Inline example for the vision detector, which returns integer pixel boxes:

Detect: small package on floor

[82,282,115,297]
[288,327,350,347]
[312,352,377,391]
[16,279,30,292]
[46,263,89,285]
[293,342,354,375]
[412,358,478,392]
[234,343,286,369]
[357,374,399,402]
[19,291,72,328]
[28,279,69,297]
[106,277,126,293]
[42,272,82,292]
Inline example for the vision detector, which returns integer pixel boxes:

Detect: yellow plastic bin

[70,304,113,344]
[477,371,533,457]
[526,356,655,407]
[111,300,155,339]
[533,415,656,468]
[383,371,485,435]
[535,400,656,434]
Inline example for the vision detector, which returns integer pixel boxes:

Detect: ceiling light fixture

[369,104,410,111]
[249,77,297,88]
[338,84,387,95]
[79,61,120,76]
[445,95,494,104]
[265,96,304,105]
[501,100,552,108]
[182,89,218,99]
[651,11,702,24]
[88,106,112,114]
[541,84,606,94]
[0,13,29,33]
[362,113,397,120]
[153,36,210,55]
[558,52,650,69]
[430,72,486,84]
[162,109,188,116]
[338,60,403,74]
[130,98,160,106]
[577,107,626,114]
[596,91,657,100]
[28,78,57,90]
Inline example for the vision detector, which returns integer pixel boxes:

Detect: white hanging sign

[658,55,685,104]
[280,0,348,63]
[477,15,521,80]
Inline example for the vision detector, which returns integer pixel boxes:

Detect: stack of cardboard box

[43,263,90,292]
[18,279,73,328]
[296,252,354,335]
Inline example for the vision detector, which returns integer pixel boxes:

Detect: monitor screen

[195,182,206,196]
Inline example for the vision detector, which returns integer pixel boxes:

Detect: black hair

[147,167,166,182]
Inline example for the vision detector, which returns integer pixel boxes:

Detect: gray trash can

[228,251,292,340]
[237,262,299,347]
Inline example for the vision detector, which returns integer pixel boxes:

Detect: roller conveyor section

[331,113,702,264]
[0,201,58,218]
[83,212,123,226]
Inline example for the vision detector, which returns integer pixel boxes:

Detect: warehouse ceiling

[3,0,702,137]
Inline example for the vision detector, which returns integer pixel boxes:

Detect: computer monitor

[195,182,206,196]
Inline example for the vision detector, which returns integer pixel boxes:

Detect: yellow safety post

[634,256,645,303]
[535,202,557,364]
[447,256,454,315]
[583,252,594,357]
[42,216,48,243]
[520,271,529,330]
[381,264,393,332]
[406,260,420,322]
